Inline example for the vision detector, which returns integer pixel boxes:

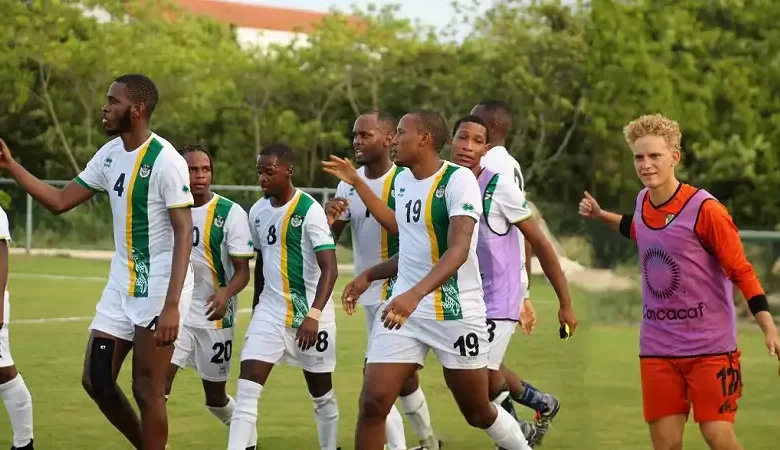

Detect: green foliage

[1,0,778,269]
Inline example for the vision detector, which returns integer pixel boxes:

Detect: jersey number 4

[113,173,127,197]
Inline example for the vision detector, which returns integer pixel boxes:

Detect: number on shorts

[715,365,741,397]
[210,340,233,364]
[267,225,277,245]
[315,331,329,352]
[454,332,480,357]
[192,226,200,247]
[486,319,496,343]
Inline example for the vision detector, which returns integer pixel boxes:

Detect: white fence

[0,178,337,254]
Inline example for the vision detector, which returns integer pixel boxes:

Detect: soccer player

[166,145,256,448]
[228,144,340,450]
[578,113,780,450]
[322,111,440,450]
[450,115,578,447]
[0,74,195,450]
[343,110,532,450]
[0,206,34,450]
[471,100,562,437]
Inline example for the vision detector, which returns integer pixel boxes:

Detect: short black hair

[409,110,449,152]
[179,143,213,169]
[452,115,491,143]
[114,74,159,118]
[260,143,295,166]
[477,99,512,116]
[359,111,396,133]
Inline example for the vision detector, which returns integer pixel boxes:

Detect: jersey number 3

[113,173,126,197]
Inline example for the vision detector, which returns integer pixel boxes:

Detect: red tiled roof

[170,0,353,33]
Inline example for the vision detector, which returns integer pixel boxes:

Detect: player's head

[450,115,490,170]
[470,100,512,144]
[103,74,159,136]
[391,110,449,167]
[623,114,682,189]
[352,111,396,165]
[257,143,295,197]
[180,144,213,196]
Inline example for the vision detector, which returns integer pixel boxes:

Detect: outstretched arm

[0,138,96,214]
[517,217,573,310]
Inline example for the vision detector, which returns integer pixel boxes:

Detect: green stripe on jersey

[286,192,315,327]
[483,173,500,217]
[129,139,163,297]
[383,166,405,300]
[432,164,461,320]
[209,197,234,288]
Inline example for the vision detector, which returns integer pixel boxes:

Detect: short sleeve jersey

[392,161,485,320]
[74,133,195,298]
[335,165,405,305]
[482,173,533,233]
[187,194,254,329]
[249,190,337,328]
[481,146,524,192]
[0,206,9,323]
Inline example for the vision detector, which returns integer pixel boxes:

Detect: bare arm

[225,255,251,298]
[409,215,474,298]
[524,239,532,295]
[0,241,6,328]
[8,161,95,214]
[164,208,193,307]
[330,220,347,243]
[517,217,573,309]
[595,210,624,231]
[364,253,399,282]
[353,177,398,234]
[253,250,264,311]
[311,249,339,312]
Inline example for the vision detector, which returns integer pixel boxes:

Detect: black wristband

[748,294,770,316]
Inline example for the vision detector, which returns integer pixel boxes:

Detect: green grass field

[1,255,778,449]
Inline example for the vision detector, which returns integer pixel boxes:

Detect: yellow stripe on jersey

[125,140,151,294]
[202,197,222,328]
[425,168,447,321]
[379,169,395,301]
[281,191,302,328]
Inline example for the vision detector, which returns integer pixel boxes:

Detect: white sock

[228,380,263,450]
[385,404,407,450]
[399,388,435,442]
[0,374,34,448]
[492,390,510,407]
[311,389,339,450]
[207,394,235,425]
[485,406,531,450]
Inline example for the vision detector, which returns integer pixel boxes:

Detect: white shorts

[362,303,383,357]
[89,286,193,342]
[366,313,489,370]
[487,319,516,370]
[0,327,13,368]
[241,313,337,373]
[171,325,234,382]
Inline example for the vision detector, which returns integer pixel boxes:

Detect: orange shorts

[640,351,742,423]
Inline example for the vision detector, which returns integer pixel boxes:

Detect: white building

[171,0,353,49]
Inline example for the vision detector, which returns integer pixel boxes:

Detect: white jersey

[249,190,337,328]
[482,146,524,191]
[335,165,405,306]
[74,133,195,298]
[481,145,529,290]
[187,194,254,329]
[482,172,533,233]
[392,161,484,321]
[0,207,9,323]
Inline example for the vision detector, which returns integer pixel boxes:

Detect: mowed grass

[0,255,778,449]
